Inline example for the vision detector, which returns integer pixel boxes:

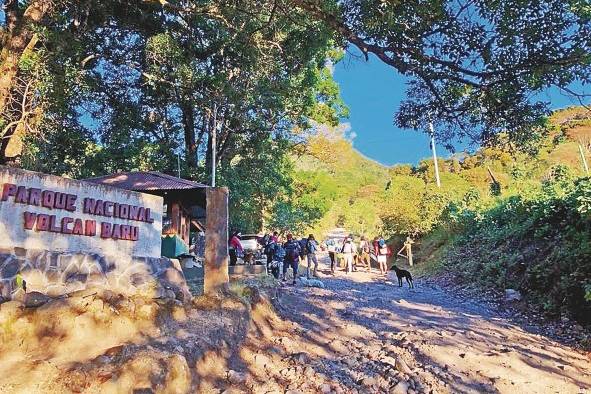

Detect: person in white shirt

[341,237,355,274]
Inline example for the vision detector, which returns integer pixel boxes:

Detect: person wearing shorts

[374,236,389,276]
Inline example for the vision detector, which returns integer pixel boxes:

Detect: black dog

[391,265,413,288]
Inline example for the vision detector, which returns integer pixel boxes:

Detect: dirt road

[270,262,591,394]
[2,259,590,393]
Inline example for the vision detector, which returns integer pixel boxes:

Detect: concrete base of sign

[0,247,192,303]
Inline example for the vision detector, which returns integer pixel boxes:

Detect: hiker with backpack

[358,235,372,272]
[341,237,355,274]
[283,234,302,285]
[373,236,390,276]
[266,236,285,279]
[304,234,319,278]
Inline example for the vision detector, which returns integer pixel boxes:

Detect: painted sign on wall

[0,166,163,258]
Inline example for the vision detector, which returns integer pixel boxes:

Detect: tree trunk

[0,0,50,163]
[180,101,197,169]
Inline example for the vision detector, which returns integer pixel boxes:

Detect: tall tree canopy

[1,0,590,168]
[293,0,591,149]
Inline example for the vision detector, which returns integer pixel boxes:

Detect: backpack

[273,244,286,260]
[298,239,308,257]
[264,241,275,256]
[285,241,299,261]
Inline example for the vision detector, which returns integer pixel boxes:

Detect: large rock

[395,357,413,375]
[164,354,192,393]
[24,291,51,308]
[390,381,409,394]
[504,289,522,302]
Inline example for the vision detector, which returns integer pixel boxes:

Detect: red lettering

[66,194,77,212]
[61,217,73,234]
[48,215,61,232]
[83,198,97,214]
[28,188,41,205]
[137,207,145,222]
[72,219,84,235]
[130,226,139,241]
[36,214,50,231]
[104,201,114,217]
[120,204,129,219]
[54,193,67,209]
[15,186,29,203]
[42,191,55,209]
[100,222,112,238]
[129,206,139,221]
[111,224,121,240]
[23,212,37,230]
[95,201,105,216]
[85,220,96,236]
[1,183,16,201]
[120,225,130,240]
[145,208,154,223]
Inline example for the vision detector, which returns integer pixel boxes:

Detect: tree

[289,0,591,149]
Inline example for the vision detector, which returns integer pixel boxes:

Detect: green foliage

[440,176,591,324]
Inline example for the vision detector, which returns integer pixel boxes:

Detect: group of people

[228,230,393,285]
[262,232,319,285]
[327,235,391,276]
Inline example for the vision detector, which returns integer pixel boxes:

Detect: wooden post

[204,187,229,295]
[579,143,589,175]
[170,202,179,234]
[399,236,413,266]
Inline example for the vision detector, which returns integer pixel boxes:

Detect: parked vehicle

[239,234,264,263]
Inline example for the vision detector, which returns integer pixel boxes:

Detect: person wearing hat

[305,234,319,278]
[340,237,355,274]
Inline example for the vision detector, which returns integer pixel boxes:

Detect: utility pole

[578,143,589,175]
[211,103,217,187]
[428,121,441,188]
[177,153,181,178]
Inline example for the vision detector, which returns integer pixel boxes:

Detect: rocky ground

[0,258,590,393]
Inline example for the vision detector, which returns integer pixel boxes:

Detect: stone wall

[0,247,191,303]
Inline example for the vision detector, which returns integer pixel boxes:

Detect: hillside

[293,107,591,328]
[296,106,591,238]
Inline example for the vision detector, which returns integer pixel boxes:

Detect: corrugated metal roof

[85,171,208,191]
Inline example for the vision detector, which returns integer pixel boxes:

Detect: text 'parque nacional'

[1,183,155,241]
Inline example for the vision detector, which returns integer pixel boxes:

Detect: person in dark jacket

[282,234,301,285]
[305,234,319,278]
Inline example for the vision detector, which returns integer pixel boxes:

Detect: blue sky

[334,51,589,166]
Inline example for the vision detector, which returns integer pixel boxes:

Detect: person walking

[283,234,301,285]
[341,237,355,274]
[305,234,319,278]
[350,236,358,272]
[374,236,390,276]
[268,236,285,279]
[327,239,337,274]
[358,235,372,272]
[229,231,243,266]
[264,235,277,273]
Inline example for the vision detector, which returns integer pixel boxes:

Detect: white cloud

[325,59,335,75]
